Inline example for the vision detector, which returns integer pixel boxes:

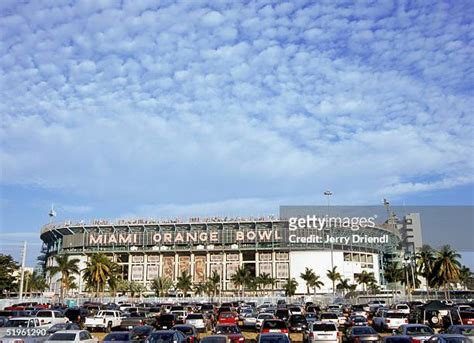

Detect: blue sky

[0,0,473,266]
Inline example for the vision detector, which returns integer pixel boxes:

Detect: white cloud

[0,0,473,218]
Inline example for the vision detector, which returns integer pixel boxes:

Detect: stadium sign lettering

[87,229,281,246]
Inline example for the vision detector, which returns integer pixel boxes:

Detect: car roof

[8,317,33,320]
[53,330,84,333]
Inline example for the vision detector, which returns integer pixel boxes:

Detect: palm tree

[384,261,404,297]
[28,270,48,293]
[231,266,250,297]
[459,266,472,290]
[432,245,461,300]
[416,245,435,295]
[355,271,376,294]
[257,273,273,295]
[309,274,324,295]
[283,277,298,297]
[176,272,193,297]
[129,281,146,299]
[336,278,350,296]
[326,267,341,295]
[194,283,207,297]
[46,255,80,303]
[82,253,118,297]
[116,279,130,296]
[300,267,316,295]
[245,277,259,295]
[207,271,221,300]
[151,276,173,297]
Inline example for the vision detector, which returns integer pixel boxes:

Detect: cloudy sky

[0,0,473,264]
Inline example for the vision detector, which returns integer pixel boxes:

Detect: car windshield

[457,328,474,335]
[259,335,290,343]
[216,325,240,334]
[385,337,411,343]
[201,338,226,343]
[387,313,406,318]
[187,314,203,319]
[220,313,234,318]
[321,313,337,319]
[175,326,194,335]
[132,326,153,335]
[263,321,286,329]
[353,327,376,335]
[49,333,77,341]
[313,324,337,331]
[406,326,434,335]
[259,314,274,319]
[6,319,29,327]
[441,338,471,343]
[104,333,131,341]
[148,333,175,343]
[49,323,68,330]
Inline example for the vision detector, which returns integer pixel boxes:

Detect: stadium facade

[39,217,403,295]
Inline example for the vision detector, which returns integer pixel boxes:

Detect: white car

[394,304,410,315]
[256,313,275,330]
[185,313,207,332]
[373,310,408,331]
[45,330,97,343]
[0,317,49,338]
[306,321,340,343]
[319,313,339,327]
[35,310,69,327]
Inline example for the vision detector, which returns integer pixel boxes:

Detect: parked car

[394,304,410,315]
[130,325,154,343]
[275,309,291,322]
[319,313,339,326]
[213,324,245,343]
[119,312,149,330]
[306,313,318,325]
[425,334,471,343]
[382,336,412,343]
[257,333,291,343]
[64,308,88,326]
[444,325,474,336]
[344,326,380,343]
[103,331,132,343]
[146,330,187,343]
[395,324,434,343]
[260,319,289,336]
[173,324,200,343]
[155,313,176,330]
[200,335,230,343]
[84,310,122,332]
[185,313,207,332]
[46,323,81,334]
[348,315,368,327]
[305,321,340,343]
[372,310,408,331]
[36,310,69,326]
[288,314,308,332]
[172,310,188,324]
[45,330,97,343]
[256,314,276,330]
[218,312,238,325]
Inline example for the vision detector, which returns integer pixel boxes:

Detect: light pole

[324,190,334,286]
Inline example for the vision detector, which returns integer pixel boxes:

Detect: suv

[288,314,308,332]
[305,321,340,343]
[35,310,69,326]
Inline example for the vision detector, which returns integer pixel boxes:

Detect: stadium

[39,216,402,296]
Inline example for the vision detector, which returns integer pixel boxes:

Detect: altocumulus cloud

[0,0,473,215]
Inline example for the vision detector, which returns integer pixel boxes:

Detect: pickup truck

[0,317,49,340]
[84,310,122,332]
[35,310,69,327]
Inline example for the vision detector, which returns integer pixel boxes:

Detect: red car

[213,324,245,343]
[218,312,238,325]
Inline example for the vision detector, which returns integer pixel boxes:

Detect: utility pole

[19,241,27,301]
[324,190,334,288]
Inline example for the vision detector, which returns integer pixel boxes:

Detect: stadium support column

[190,253,195,282]
[174,254,179,283]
